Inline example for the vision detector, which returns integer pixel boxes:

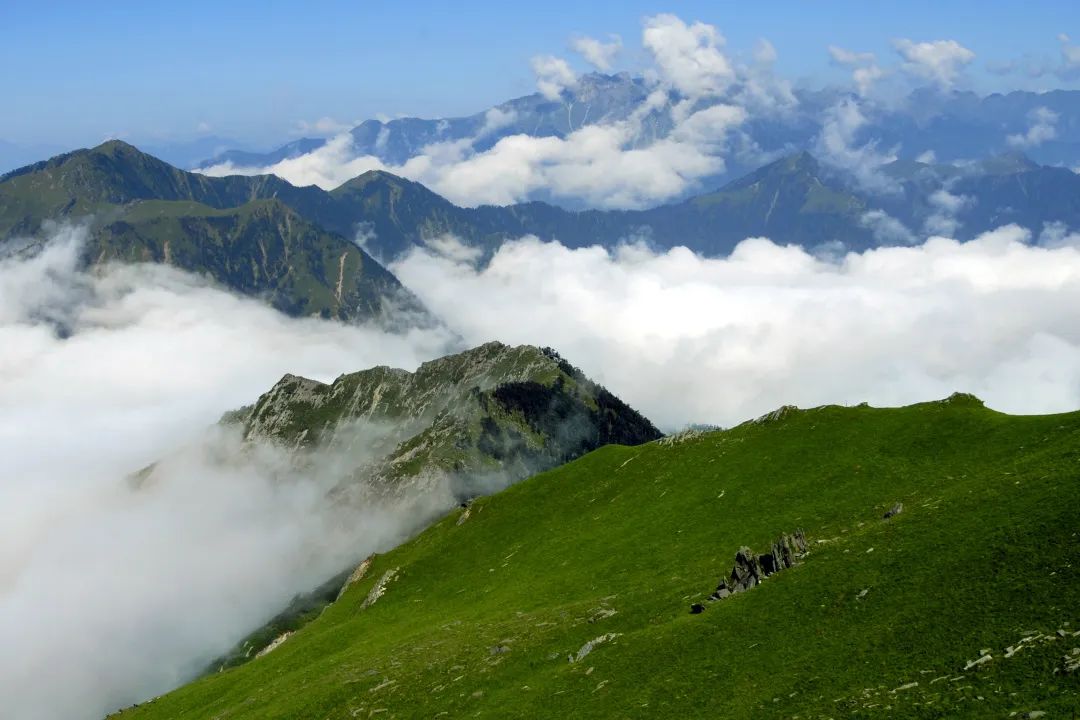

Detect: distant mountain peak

[726,151,825,191]
[978,151,1039,175]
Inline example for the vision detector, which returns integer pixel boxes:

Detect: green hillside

[0,141,417,321]
[94,198,413,321]
[112,394,1080,719]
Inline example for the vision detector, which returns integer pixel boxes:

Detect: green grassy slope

[113,394,1080,719]
[93,198,414,321]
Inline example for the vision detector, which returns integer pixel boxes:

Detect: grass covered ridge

[114,396,1080,718]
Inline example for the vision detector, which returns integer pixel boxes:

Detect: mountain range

[199,74,1080,193]
[4,139,1079,310]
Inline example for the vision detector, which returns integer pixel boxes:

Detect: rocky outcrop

[236,343,661,499]
[702,530,807,606]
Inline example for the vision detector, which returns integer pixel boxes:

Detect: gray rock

[709,529,807,601]
[883,502,903,519]
[690,603,705,614]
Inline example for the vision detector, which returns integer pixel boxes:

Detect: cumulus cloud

[642,14,735,97]
[892,38,975,89]
[392,227,1080,429]
[860,209,917,245]
[531,55,578,101]
[828,45,884,96]
[0,226,455,720]
[570,34,622,71]
[197,14,782,209]
[1007,106,1059,148]
[201,100,746,208]
[814,99,898,193]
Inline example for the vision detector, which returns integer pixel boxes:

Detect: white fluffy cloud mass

[570,34,622,71]
[641,14,735,97]
[814,99,898,193]
[392,226,1080,429]
[10,220,1080,718]
[892,38,975,88]
[531,55,578,101]
[1007,106,1059,148]
[201,101,747,209]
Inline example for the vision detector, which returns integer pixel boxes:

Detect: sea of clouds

[7,217,1080,719]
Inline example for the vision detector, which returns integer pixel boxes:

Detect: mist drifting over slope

[0,227,454,719]
[7,222,1080,718]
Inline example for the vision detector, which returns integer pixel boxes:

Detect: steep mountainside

[95,199,410,320]
[173,343,660,669]
[0,141,418,321]
[112,394,1080,719]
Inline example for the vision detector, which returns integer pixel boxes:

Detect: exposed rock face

[205,343,660,671]
[705,530,808,604]
[336,555,375,600]
[233,342,661,500]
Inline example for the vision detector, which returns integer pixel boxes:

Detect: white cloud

[1007,106,1059,148]
[531,55,578,101]
[860,209,917,245]
[735,39,798,115]
[892,38,975,88]
[1060,33,1080,79]
[814,99,898,193]
[570,34,622,71]
[828,45,883,96]
[1038,221,1080,248]
[200,134,386,190]
[392,227,1080,430]
[201,101,747,209]
[642,14,735,97]
[479,106,518,136]
[923,187,974,236]
[0,226,455,720]
[190,15,800,208]
[196,121,212,133]
[916,150,937,164]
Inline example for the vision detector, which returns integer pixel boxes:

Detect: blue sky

[2,0,1078,148]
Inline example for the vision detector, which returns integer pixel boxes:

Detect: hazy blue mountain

[140,135,251,170]
[198,77,1080,206]
[203,137,328,170]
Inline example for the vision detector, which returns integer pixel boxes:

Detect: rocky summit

[231,342,661,500]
